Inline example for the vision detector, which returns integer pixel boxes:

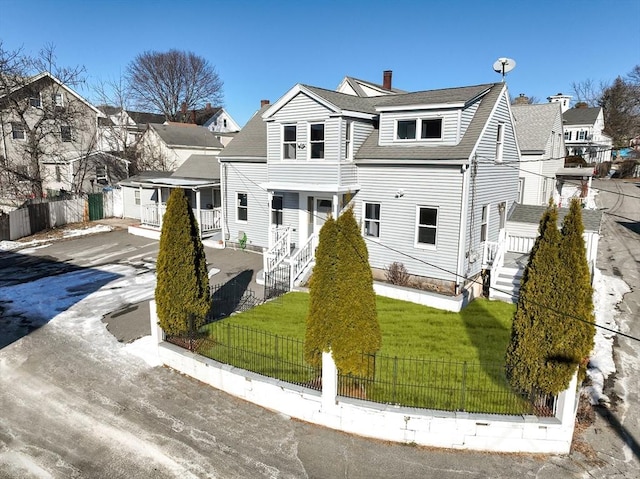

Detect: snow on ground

[585,268,631,404]
[0,224,112,252]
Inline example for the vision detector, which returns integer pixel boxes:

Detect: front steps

[490,266,523,303]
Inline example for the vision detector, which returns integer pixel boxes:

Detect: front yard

[189,293,545,415]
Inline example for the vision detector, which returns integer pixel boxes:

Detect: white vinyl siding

[222,162,269,249]
[355,165,463,283]
[378,110,460,145]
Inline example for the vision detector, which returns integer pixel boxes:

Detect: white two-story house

[218,73,520,303]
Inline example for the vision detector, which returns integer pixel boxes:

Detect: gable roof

[337,76,407,96]
[563,107,601,126]
[172,154,220,180]
[218,105,271,161]
[128,110,166,124]
[374,83,495,109]
[356,83,504,163]
[512,103,562,153]
[1,71,102,115]
[508,203,602,232]
[147,123,223,149]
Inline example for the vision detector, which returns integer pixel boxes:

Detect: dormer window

[283,125,297,159]
[310,123,324,159]
[396,118,443,141]
[397,120,416,139]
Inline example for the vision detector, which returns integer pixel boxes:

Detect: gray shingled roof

[508,203,602,232]
[355,83,503,162]
[302,85,379,114]
[512,103,561,153]
[374,83,495,108]
[340,76,407,95]
[149,124,223,148]
[563,107,601,126]
[172,154,220,180]
[217,105,270,160]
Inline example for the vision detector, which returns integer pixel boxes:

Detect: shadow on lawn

[459,299,512,386]
[208,269,260,321]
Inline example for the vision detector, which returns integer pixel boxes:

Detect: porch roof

[261,182,360,193]
[127,177,220,189]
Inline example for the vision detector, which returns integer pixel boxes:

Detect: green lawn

[196,292,542,415]
[214,292,516,362]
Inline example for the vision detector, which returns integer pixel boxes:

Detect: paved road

[0,211,638,478]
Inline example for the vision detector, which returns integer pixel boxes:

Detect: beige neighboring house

[135,123,224,171]
[511,102,565,206]
[0,71,114,202]
[97,106,165,153]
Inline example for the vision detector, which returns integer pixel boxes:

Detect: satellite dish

[493,57,516,81]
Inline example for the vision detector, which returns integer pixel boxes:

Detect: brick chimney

[206,102,212,111]
[514,93,530,105]
[261,99,270,107]
[383,70,392,90]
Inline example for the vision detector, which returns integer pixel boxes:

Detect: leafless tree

[510,93,540,105]
[570,78,605,107]
[0,42,98,204]
[126,49,223,122]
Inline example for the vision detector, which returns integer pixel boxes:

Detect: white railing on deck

[263,226,291,274]
[141,204,222,232]
[507,235,536,254]
[489,230,508,290]
[288,233,317,289]
[482,241,499,267]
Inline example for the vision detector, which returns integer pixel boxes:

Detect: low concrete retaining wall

[149,301,577,454]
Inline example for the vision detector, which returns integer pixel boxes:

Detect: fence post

[322,350,338,412]
[459,361,467,411]
[392,356,398,404]
[149,300,165,348]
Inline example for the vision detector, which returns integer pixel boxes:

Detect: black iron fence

[208,280,261,321]
[166,323,557,417]
[336,354,557,416]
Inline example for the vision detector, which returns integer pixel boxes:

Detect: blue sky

[1,0,638,126]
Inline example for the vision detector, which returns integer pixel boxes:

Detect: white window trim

[282,124,297,161]
[236,192,248,223]
[496,122,504,163]
[52,92,64,107]
[344,120,353,161]
[362,201,381,240]
[414,205,438,250]
[308,122,325,160]
[395,118,444,142]
[134,189,141,206]
[11,122,26,141]
[96,165,107,180]
[29,94,42,108]
[480,204,490,243]
[271,194,283,226]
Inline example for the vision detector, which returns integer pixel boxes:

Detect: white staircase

[490,266,524,303]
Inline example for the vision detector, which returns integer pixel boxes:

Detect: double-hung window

[310,123,324,159]
[11,122,25,140]
[283,125,296,159]
[29,95,42,108]
[416,206,438,247]
[96,165,107,181]
[564,131,572,141]
[495,123,504,162]
[237,192,248,222]
[363,202,381,238]
[345,120,352,160]
[52,92,64,107]
[61,125,73,142]
[134,190,141,206]
[271,195,283,226]
[480,205,489,242]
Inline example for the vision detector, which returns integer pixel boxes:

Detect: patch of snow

[584,268,630,405]
[63,225,112,238]
[0,240,23,251]
[125,336,162,367]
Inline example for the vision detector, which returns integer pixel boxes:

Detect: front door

[314,198,332,232]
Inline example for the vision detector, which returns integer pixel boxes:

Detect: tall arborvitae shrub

[558,198,595,383]
[155,189,210,336]
[331,207,381,377]
[304,215,338,369]
[506,202,564,394]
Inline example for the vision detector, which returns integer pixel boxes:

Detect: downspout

[455,163,471,295]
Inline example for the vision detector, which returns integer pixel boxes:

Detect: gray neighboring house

[121,154,222,239]
[219,72,521,304]
[511,103,565,206]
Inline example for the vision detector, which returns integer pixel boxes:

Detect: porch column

[332,193,339,218]
[156,187,162,228]
[138,185,143,222]
[195,188,203,237]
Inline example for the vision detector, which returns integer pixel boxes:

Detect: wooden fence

[0,189,122,241]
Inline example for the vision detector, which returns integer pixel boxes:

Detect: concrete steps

[491,266,523,303]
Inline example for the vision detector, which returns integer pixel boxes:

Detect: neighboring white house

[174,104,241,147]
[511,103,565,206]
[97,107,165,153]
[547,94,612,164]
[218,72,521,303]
[135,123,224,172]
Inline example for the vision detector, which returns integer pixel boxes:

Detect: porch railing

[140,203,222,232]
[263,226,291,274]
[288,233,317,289]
